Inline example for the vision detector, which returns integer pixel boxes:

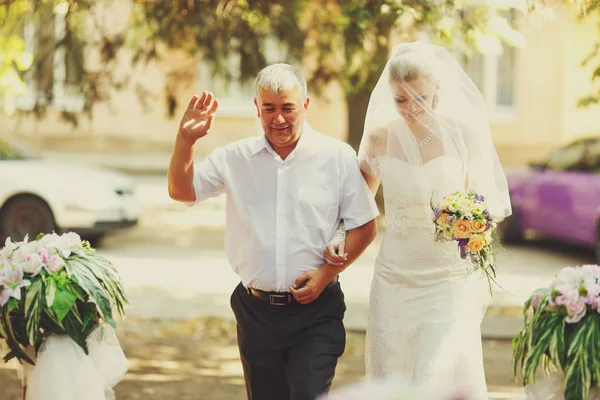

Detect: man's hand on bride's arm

[292,219,377,304]
[324,240,346,266]
[324,220,347,266]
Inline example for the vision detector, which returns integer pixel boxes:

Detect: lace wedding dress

[365,156,489,399]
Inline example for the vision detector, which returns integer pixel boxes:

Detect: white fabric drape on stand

[17,324,128,400]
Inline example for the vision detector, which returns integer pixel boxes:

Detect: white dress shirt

[190,125,379,292]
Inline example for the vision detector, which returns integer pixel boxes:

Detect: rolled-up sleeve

[339,150,380,230]
[188,147,226,205]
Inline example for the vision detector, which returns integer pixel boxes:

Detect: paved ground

[1,167,594,399]
[0,317,522,400]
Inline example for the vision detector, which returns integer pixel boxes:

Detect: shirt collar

[250,134,271,156]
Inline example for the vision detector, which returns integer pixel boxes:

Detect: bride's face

[391,78,438,123]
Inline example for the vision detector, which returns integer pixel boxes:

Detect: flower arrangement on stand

[513,264,600,400]
[0,232,128,398]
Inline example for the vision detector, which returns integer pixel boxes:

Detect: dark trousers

[230,282,346,400]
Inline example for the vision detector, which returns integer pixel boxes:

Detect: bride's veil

[358,41,512,220]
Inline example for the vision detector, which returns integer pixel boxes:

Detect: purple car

[503,136,600,262]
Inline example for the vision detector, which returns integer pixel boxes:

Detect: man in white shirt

[168,63,378,400]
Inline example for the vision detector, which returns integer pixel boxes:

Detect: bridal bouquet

[432,191,498,290]
[513,264,600,400]
[0,232,128,366]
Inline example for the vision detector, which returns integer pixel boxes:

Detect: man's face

[254,85,310,153]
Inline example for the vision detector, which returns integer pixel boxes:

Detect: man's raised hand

[178,91,219,142]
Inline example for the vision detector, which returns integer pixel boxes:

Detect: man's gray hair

[255,63,308,99]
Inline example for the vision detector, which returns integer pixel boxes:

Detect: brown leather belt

[246,277,338,306]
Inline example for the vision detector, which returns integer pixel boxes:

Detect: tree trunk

[345,91,371,151]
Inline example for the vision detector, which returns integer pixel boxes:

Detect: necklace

[415,130,434,147]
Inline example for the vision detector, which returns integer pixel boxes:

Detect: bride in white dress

[326,42,512,398]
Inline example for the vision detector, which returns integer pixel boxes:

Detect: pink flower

[530,288,551,311]
[552,284,587,323]
[0,287,9,307]
[553,284,578,307]
[44,255,65,274]
[583,283,600,309]
[565,298,587,323]
[0,265,31,306]
[531,294,544,311]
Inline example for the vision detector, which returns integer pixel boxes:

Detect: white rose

[45,255,66,273]
[554,267,583,287]
[458,199,473,213]
[20,252,43,275]
[581,264,600,285]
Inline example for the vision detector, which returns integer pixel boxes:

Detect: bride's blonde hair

[388,52,440,107]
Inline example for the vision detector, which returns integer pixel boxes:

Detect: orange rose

[468,236,485,252]
[436,213,449,226]
[452,220,470,239]
[470,220,487,233]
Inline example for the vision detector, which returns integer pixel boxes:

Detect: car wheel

[0,195,57,242]
[501,209,523,244]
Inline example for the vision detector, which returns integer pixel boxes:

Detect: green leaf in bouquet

[561,315,597,400]
[64,258,114,325]
[51,284,78,323]
[513,331,529,380]
[62,310,90,354]
[43,302,64,330]
[24,279,44,348]
[70,283,88,302]
[45,279,56,307]
[0,308,34,365]
[6,298,19,313]
[565,342,591,400]
[523,313,561,383]
[81,253,128,312]
[590,314,600,386]
[81,306,96,332]
[568,318,591,358]
[555,321,567,371]
[68,253,128,318]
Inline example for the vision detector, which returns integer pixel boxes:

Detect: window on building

[13,2,85,112]
[460,8,518,118]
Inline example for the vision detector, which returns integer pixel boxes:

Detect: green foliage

[0,244,128,365]
[513,292,600,400]
[1,0,598,130]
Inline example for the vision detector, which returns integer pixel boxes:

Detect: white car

[0,138,140,244]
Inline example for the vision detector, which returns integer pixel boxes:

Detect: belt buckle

[269,294,290,306]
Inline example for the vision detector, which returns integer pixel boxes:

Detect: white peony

[44,255,66,273]
[19,252,44,275]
